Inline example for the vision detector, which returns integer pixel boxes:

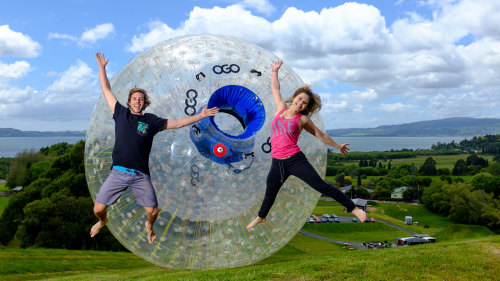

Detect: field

[338,154,495,171]
[1,201,498,280]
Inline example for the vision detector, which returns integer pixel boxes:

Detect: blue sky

[1,0,499,131]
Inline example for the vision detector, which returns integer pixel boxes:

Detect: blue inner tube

[190,85,265,165]
[207,85,265,139]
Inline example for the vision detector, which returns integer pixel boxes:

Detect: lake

[0,136,471,158]
[333,136,471,152]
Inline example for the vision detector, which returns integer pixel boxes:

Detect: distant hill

[0,128,86,137]
[327,117,500,137]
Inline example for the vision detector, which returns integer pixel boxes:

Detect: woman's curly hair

[285,85,322,116]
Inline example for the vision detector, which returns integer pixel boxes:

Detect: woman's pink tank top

[270,108,302,158]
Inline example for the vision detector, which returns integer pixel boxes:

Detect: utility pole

[417,185,420,204]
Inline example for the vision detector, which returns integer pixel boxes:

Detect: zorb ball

[85,35,327,269]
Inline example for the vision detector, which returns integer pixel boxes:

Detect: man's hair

[285,85,322,116]
[127,88,151,111]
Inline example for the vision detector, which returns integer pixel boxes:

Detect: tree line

[431,134,500,154]
[0,141,125,251]
[326,147,500,230]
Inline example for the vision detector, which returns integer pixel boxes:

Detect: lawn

[0,182,10,216]
[303,222,409,242]
[0,182,9,192]
[0,197,9,216]
[1,199,498,280]
[1,235,499,280]
[339,154,495,171]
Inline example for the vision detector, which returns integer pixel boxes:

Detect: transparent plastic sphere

[85,35,326,269]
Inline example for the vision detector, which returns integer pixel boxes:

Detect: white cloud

[0,60,98,129]
[0,25,41,57]
[49,23,115,47]
[0,60,32,79]
[126,5,272,53]
[121,1,500,129]
[237,0,275,16]
[48,32,78,41]
[47,60,94,94]
[380,102,414,112]
[80,23,115,46]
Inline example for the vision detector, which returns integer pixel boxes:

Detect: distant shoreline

[0,128,85,137]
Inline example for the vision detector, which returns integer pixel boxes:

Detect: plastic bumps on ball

[85,35,327,269]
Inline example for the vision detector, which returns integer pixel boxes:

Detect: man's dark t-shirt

[112,102,167,176]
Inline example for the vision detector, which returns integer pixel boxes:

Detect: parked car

[331,214,338,218]
[308,218,315,223]
[322,214,330,218]
[364,218,370,223]
[352,217,358,222]
[311,215,321,223]
[334,217,340,223]
[321,217,328,223]
[370,218,376,222]
[327,217,335,223]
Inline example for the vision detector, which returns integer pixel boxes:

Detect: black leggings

[258,151,356,218]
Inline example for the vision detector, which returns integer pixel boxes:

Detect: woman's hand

[339,143,350,155]
[271,60,283,72]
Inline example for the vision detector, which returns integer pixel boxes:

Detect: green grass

[310,200,492,241]
[1,200,498,280]
[434,224,495,241]
[283,232,346,254]
[312,200,348,217]
[1,236,499,280]
[0,196,9,216]
[0,182,9,192]
[0,182,10,216]
[338,154,495,172]
[303,222,409,242]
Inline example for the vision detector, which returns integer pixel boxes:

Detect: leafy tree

[420,157,437,176]
[1,140,125,250]
[452,159,467,175]
[466,154,488,167]
[39,142,73,157]
[421,181,444,210]
[0,157,15,179]
[27,161,51,183]
[437,168,450,175]
[326,166,337,176]
[374,187,391,199]
[485,162,500,176]
[335,173,346,186]
[0,178,49,245]
[6,150,48,188]
[471,172,500,198]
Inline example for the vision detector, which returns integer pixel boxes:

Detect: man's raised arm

[96,52,117,114]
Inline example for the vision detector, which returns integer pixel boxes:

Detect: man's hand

[95,52,109,68]
[201,106,219,118]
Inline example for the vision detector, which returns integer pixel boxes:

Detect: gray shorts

[96,168,158,207]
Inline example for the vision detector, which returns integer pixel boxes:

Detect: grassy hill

[1,201,498,280]
[1,235,498,280]
[327,117,500,137]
